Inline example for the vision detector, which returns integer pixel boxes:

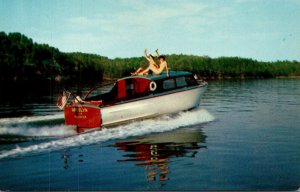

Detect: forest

[0,32,299,98]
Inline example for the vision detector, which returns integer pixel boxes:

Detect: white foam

[0,108,214,159]
[0,124,76,137]
[0,113,72,137]
[0,113,64,125]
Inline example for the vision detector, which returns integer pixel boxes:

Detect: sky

[1,0,300,61]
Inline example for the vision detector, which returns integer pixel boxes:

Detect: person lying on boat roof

[131,48,158,76]
[131,48,169,76]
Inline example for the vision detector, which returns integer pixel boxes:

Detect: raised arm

[165,62,169,77]
[144,48,150,61]
[155,49,160,57]
[144,48,148,57]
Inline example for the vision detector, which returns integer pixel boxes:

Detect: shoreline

[276,75,300,79]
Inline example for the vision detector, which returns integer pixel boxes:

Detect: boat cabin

[84,71,200,106]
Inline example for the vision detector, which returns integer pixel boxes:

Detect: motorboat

[58,71,207,131]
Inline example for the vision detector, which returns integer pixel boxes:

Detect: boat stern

[64,104,102,129]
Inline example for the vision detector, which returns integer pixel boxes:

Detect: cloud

[68,16,96,28]
[40,0,298,61]
[234,0,260,3]
[59,1,238,57]
[118,1,207,25]
[2,0,299,61]
[66,1,208,31]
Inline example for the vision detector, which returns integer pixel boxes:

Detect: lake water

[0,79,299,191]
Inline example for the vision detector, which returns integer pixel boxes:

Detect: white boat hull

[101,85,206,127]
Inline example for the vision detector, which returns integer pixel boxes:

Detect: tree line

[1,31,299,86]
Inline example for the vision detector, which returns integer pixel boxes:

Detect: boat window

[125,81,134,99]
[185,75,199,86]
[163,78,176,90]
[126,83,134,90]
[176,76,187,87]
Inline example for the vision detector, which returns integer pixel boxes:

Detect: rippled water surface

[0,79,299,191]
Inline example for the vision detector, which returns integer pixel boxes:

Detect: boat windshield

[84,84,116,101]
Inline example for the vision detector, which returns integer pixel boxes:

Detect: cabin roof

[118,71,192,81]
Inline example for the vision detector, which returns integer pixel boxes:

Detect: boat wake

[0,113,75,137]
[0,113,64,125]
[0,108,215,160]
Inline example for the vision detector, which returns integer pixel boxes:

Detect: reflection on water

[61,149,71,170]
[61,149,85,170]
[114,127,206,189]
